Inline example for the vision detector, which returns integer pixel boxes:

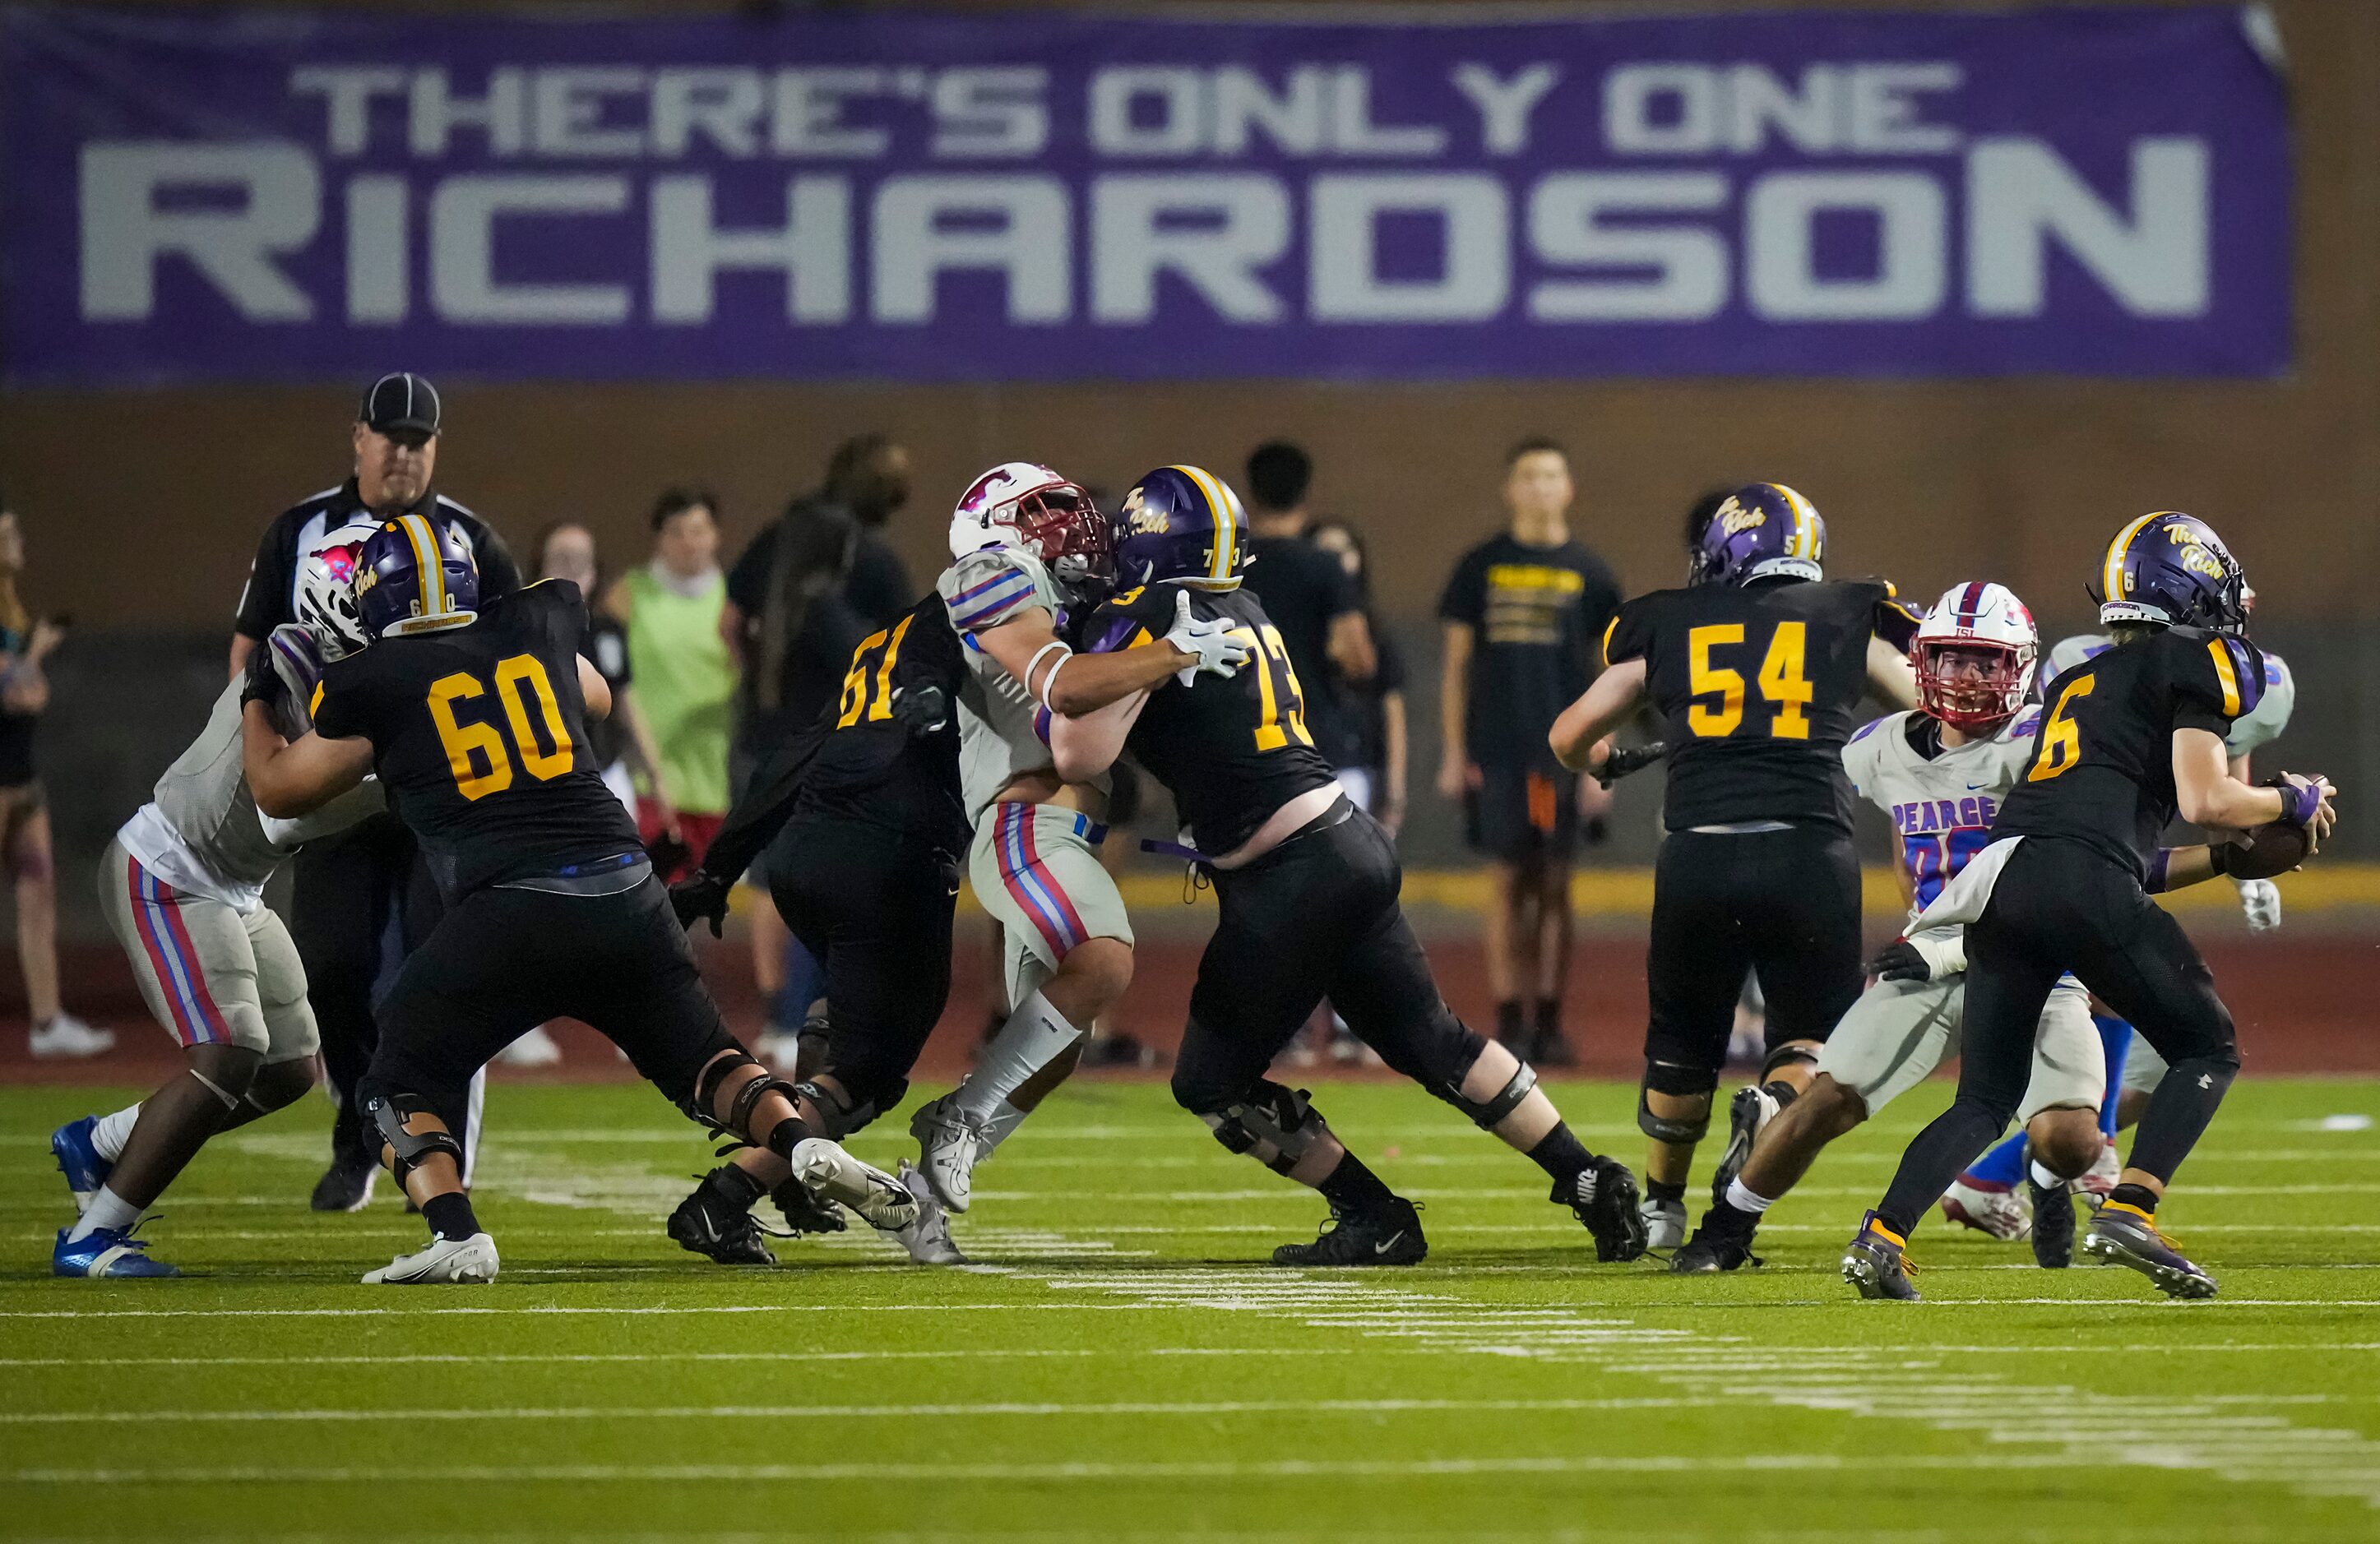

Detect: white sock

[952,992,1082,1126]
[2030,1159,2067,1191]
[1723,1177,1776,1215]
[68,1186,141,1243]
[90,1104,141,1163]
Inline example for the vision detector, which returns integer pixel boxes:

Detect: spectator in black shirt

[1312,520,1408,838]
[1239,441,1375,779]
[1437,437,1623,1066]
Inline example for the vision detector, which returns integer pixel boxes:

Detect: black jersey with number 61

[1084,584,1336,857]
[1996,626,2264,880]
[1604,578,1913,834]
[313,580,641,900]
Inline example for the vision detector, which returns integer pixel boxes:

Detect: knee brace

[1760,1042,1821,1082]
[1639,1060,1718,1144]
[681,1048,799,1144]
[1446,1060,1538,1131]
[1200,1080,1333,1177]
[367,1094,465,1181]
[792,1077,887,1140]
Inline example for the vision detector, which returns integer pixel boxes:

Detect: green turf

[5,1076,2379,1542]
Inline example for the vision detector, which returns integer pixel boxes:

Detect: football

[2225,820,2312,881]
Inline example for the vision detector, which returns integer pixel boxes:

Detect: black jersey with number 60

[312,580,641,900]
[1085,584,1336,856]
[1996,626,2264,880]
[1604,579,1907,834]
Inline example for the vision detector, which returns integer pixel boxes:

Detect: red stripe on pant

[126,857,219,1046]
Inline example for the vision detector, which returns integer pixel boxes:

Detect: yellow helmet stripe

[2103,512,2163,603]
[398,515,445,616]
[1776,484,1816,559]
[1171,464,1239,582]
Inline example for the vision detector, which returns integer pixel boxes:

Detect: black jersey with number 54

[1996,626,2264,879]
[1604,579,1912,834]
[313,580,641,900]
[1084,584,1336,856]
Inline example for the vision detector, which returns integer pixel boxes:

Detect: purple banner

[0,6,2289,382]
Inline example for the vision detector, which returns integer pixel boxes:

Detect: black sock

[709,1164,768,1207]
[1525,1122,1593,1186]
[2127,1053,2235,1181]
[763,1114,817,1161]
[1875,1098,2005,1241]
[1532,997,1562,1040]
[1494,1000,1525,1046]
[420,1191,480,1243]
[1708,1196,1760,1236]
[1317,1152,1399,1215]
[1646,1177,1686,1208]
[2106,1182,2160,1216]
[1761,1079,1799,1113]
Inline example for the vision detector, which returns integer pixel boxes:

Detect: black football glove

[1868,940,1930,982]
[1595,741,1668,789]
[238,637,285,712]
[889,682,950,737]
[669,870,731,938]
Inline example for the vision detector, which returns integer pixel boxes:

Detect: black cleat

[309,1155,378,1213]
[2083,1204,2217,1299]
[1558,1157,1649,1262]
[2028,1173,2076,1269]
[768,1175,848,1237]
[1670,1213,1761,1274]
[1841,1210,1921,1301]
[669,1169,776,1265]
[1272,1197,1426,1267]
[1708,1084,1777,1208]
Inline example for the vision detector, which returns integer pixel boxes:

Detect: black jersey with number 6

[1604,578,1908,834]
[1085,584,1336,856]
[1996,626,2264,879]
[312,580,640,900]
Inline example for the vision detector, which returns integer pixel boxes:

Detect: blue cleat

[2083,1203,2216,1298]
[53,1224,178,1278]
[50,1116,112,1213]
[1841,1210,1921,1301]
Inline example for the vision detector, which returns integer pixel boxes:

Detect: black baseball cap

[359,372,441,438]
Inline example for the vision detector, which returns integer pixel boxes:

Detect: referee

[229,373,520,1210]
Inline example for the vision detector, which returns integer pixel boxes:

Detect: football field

[5,1076,2379,1543]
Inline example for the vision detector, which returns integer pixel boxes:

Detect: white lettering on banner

[80,143,319,321]
[650,175,850,322]
[1849,64,1963,153]
[1609,62,1963,155]
[1604,65,1718,154]
[1091,174,1288,322]
[931,68,1050,159]
[1967,136,2207,317]
[409,68,527,158]
[533,68,647,158]
[651,69,765,158]
[345,175,409,322]
[290,67,407,158]
[1528,173,1728,321]
[1089,67,1451,158]
[1311,173,1507,321]
[871,175,1069,323]
[1090,68,1205,156]
[1747,171,1947,320]
[1327,67,1447,156]
[1213,67,1327,156]
[429,174,632,322]
[772,69,891,158]
[1450,63,1561,157]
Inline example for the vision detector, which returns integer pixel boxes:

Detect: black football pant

[1876,837,2239,1237]
[1171,799,1487,1119]
[766,816,959,1127]
[1643,825,1864,1091]
[290,811,456,1165]
[357,876,739,1136]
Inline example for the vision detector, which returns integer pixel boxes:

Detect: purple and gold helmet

[356,513,479,639]
[1111,465,1248,591]
[2096,512,2248,635]
[1689,483,1826,587]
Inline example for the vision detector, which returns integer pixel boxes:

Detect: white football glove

[1164,590,1252,686]
[2236,876,2282,932]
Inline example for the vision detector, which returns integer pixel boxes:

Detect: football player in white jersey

[49,543,386,1276]
[907,464,1248,1215]
[1672,583,2239,1274]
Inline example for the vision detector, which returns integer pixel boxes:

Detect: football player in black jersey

[1844,514,2335,1301]
[1054,465,1647,1267]
[1550,483,1922,1250]
[242,515,918,1283]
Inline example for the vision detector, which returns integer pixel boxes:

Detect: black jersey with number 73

[1995,626,2265,880]
[1083,584,1337,857]
[312,580,642,901]
[1604,578,1914,834]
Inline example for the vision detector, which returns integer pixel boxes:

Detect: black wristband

[2205,841,2231,878]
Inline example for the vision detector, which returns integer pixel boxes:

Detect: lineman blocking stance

[1059,466,1647,1266]
[50,551,385,1277]
[1846,514,2335,1301]
[245,515,914,1284]
[1552,484,1922,1249]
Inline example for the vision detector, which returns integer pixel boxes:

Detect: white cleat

[2077,1140,2121,1209]
[790,1138,919,1232]
[1940,1181,2031,1242]
[29,1014,114,1061]
[495,1024,563,1068]
[910,1093,987,1213]
[891,1161,968,1266]
[363,1232,500,1285]
[1641,1196,1688,1251]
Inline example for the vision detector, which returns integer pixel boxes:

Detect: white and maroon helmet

[947,461,1109,586]
[294,519,377,660]
[1913,581,2038,733]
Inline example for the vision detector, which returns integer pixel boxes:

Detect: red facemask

[1915,640,2027,733]
[1009,482,1111,581]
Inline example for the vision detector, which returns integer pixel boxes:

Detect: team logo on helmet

[2097,511,2248,634]
[295,520,377,660]
[1690,483,1824,587]
[1111,465,1248,591]
[948,461,1110,587]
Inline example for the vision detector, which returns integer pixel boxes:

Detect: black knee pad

[681,1047,799,1144]
[366,1093,465,1181]
[1639,1059,1718,1144]
[794,1076,892,1140]
[1444,1059,1538,1131]
[1200,1079,1333,1176]
[1760,1042,1821,1082]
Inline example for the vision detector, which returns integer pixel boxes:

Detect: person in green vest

[605,486,736,879]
